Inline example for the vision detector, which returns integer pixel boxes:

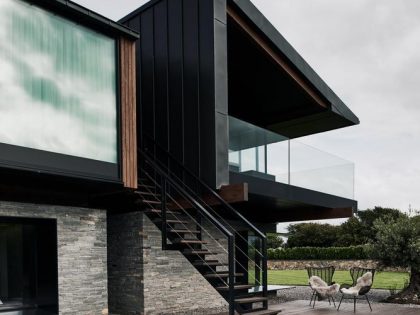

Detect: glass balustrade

[229,116,355,199]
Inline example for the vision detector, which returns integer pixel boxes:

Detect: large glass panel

[257,146,265,173]
[266,141,289,184]
[0,0,117,163]
[240,148,257,172]
[290,141,355,199]
[228,116,355,199]
[229,116,287,181]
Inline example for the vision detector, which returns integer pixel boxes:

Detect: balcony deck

[230,171,356,223]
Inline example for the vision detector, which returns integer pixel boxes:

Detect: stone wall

[268,260,408,272]
[108,212,228,315]
[108,212,143,315]
[0,201,108,315]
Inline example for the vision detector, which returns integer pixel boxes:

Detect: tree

[412,215,420,226]
[372,215,420,304]
[286,223,340,248]
[266,233,284,249]
[357,207,404,241]
[335,216,366,246]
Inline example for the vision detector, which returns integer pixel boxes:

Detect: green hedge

[268,245,372,260]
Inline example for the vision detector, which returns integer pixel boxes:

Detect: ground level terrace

[215,300,420,315]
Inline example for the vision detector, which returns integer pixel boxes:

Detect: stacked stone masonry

[108,212,228,315]
[0,201,108,315]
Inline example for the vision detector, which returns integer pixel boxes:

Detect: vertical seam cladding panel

[182,0,200,179]
[153,0,170,167]
[124,0,229,189]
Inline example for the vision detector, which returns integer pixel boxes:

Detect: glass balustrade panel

[228,116,354,199]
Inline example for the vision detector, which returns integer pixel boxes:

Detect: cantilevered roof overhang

[227,0,359,139]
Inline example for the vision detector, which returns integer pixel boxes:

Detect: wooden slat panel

[121,40,127,186]
[120,37,138,189]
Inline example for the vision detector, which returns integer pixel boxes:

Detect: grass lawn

[267,270,409,290]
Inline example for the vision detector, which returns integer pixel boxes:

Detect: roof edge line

[26,0,139,39]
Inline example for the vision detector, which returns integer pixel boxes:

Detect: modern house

[0,0,359,315]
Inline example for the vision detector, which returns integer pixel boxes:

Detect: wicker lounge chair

[337,267,375,312]
[306,266,337,308]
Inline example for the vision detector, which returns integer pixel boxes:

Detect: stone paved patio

[267,299,420,314]
[270,285,391,304]
[214,298,420,315]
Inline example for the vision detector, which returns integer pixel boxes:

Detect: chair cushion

[312,283,340,297]
[341,286,361,296]
[309,276,328,288]
[357,272,373,287]
[340,272,372,296]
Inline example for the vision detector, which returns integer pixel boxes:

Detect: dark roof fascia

[119,0,162,23]
[229,0,359,126]
[25,0,139,40]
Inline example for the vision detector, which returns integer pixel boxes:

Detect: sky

[72,0,420,216]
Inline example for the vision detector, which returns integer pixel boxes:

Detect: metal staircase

[135,142,281,315]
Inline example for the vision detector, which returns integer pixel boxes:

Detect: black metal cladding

[121,0,229,189]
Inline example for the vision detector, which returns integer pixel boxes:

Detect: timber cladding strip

[120,37,138,189]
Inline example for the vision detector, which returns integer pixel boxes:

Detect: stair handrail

[141,137,268,310]
[142,169,264,287]
[141,144,266,263]
[139,147,234,239]
[142,135,267,241]
[139,147,236,315]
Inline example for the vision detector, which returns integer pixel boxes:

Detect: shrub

[286,223,340,248]
[267,233,284,249]
[268,245,371,260]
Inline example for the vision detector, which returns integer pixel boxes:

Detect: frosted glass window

[0,0,117,163]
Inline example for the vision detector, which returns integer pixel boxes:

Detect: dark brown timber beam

[169,183,248,210]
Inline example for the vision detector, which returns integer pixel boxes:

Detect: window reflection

[0,0,117,163]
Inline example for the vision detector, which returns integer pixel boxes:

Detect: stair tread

[234,296,269,303]
[192,259,218,264]
[134,191,160,196]
[239,309,281,315]
[169,229,201,234]
[153,219,189,224]
[145,209,182,215]
[141,200,161,204]
[204,272,243,278]
[192,262,226,267]
[216,284,254,291]
[137,184,155,189]
[183,250,218,255]
[174,239,208,244]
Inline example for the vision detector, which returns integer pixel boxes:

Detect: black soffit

[229,0,359,127]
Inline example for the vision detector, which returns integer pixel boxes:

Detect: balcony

[229,116,354,200]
